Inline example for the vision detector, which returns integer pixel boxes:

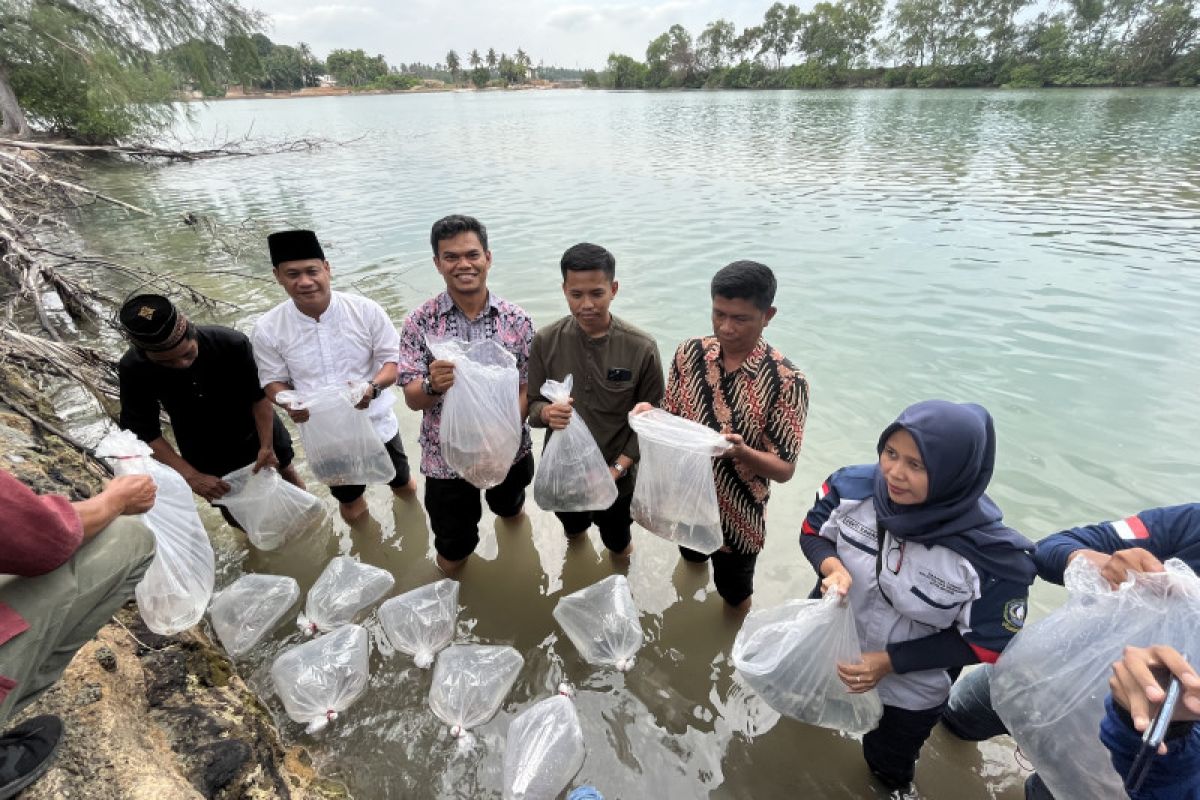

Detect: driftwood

[0,134,354,162]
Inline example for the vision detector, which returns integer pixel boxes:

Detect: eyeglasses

[885,539,907,575]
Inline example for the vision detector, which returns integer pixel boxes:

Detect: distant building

[317,74,338,88]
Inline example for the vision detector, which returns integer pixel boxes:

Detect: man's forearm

[252,396,275,449]
[402,379,438,411]
[147,436,197,480]
[737,447,795,483]
[72,492,125,540]
[264,380,293,406]
[371,362,399,389]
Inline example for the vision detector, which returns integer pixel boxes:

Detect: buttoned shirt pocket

[593,373,637,416]
[882,546,975,630]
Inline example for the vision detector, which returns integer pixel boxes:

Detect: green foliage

[470,66,491,88]
[369,73,419,91]
[325,49,389,87]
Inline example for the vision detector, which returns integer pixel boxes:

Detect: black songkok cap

[268,229,325,267]
[119,294,189,352]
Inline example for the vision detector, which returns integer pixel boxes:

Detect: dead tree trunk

[0,64,31,139]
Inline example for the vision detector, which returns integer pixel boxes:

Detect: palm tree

[469,48,482,69]
[446,49,461,84]
[486,47,497,76]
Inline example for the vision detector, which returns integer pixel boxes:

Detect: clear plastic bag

[378,578,459,668]
[552,574,642,671]
[429,644,525,749]
[212,464,326,550]
[95,430,215,635]
[503,686,585,800]
[426,336,522,489]
[270,623,370,734]
[276,385,395,487]
[533,375,618,512]
[209,573,300,658]
[297,556,395,636]
[732,591,884,735]
[993,558,1200,800]
[627,409,731,554]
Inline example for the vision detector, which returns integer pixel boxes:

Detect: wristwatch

[367,380,383,400]
[611,462,627,478]
[422,376,443,396]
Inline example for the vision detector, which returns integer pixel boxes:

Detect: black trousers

[862,702,945,790]
[678,546,759,606]
[328,434,413,504]
[424,453,534,561]
[555,486,634,553]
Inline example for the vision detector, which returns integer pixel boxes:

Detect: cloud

[546,6,601,32]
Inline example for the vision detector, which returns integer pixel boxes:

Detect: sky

[252,0,774,70]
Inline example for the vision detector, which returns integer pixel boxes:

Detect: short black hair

[430,215,488,255]
[711,260,777,312]
[560,242,616,280]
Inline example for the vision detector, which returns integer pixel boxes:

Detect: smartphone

[1125,674,1183,793]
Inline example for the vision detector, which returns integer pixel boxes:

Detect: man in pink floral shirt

[398,215,534,572]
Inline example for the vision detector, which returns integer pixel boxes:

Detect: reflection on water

[61,88,1200,798]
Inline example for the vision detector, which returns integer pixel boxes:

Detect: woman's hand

[838,651,892,693]
[819,556,852,597]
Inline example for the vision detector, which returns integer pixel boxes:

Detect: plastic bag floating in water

[426,336,522,489]
[276,385,395,486]
[209,573,300,658]
[552,574,642,671]
[503,686,585,800]
[271,623,370,734]
[297,556,394,636]
[378,578,459,668]
[96,429,215,635]
[213,464,326,550]
[732,591,883,735]
[532,375,618,512]
[627,409,730,554]
[429,644,524,750]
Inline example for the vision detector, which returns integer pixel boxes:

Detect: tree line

[583,0,1200,89]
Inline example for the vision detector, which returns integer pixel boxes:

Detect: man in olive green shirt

[527,243,664,556]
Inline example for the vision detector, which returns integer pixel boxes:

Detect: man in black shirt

[116,295,303,520]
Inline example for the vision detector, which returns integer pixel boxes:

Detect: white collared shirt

[252,291,400,441]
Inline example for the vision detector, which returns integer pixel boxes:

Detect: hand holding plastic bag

[503,686,585,800]
[276,385,395,487]
[732,591,884,735]
[378,578,459,668]
[95,430,215,635]
[298,556,395,636]
[627,409,731,554]
[993,558,1200,800]
[553,574,642,671]
[209,574,300,657]
[271,623,370,734]
[429,644,524,750]
[427,336,522,489]
[212,464,326,550]
[533,375,618,512]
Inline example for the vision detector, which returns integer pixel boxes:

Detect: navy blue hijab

[873,400,1035,584]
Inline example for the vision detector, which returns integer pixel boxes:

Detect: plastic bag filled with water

[212,464,326,550]
[378,578,459,668]
[96,429,215,635]
[552,574,642,671]
[993,558,1200,800]
[426,336,522,489]
[429,644,524,749]
[532,375,618,512]
[276,385,395,486]
[297,555,395,636]
[732,591,883,735]
[209,573,300,657]
[271,623,370,734]
[627,409,731,554]
[503,687,585,800]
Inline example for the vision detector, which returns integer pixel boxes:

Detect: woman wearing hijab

[799,399,1037,792]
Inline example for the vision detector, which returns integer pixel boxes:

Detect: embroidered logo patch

[137,305,155,320]
[1002,598,1027,633]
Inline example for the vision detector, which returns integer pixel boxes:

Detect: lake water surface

[69,87,1200,799]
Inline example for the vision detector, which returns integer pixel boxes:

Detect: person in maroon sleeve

[0,468,156,799]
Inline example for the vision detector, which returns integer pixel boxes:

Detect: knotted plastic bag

[209,573,300,658]
[297,556,395,636]
[429,644,525,750]
[212,464,326,550]
[732,591,883,735]
[533,375,618,512]
[553,574,642,671]
[503,686,585,800]
[378,578,459,668]
[426,336,522,489]
[271,623,370,734]
[627,409,731,554]
[276,385,395,486]
[95,429,215,635]
[993,558,1200,800]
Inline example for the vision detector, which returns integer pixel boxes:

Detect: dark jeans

[678,547,758,606]
[555,489,634,553]
[941,664,1009,741]
[863,702,945,791]
[424,453,534,561]
[328,434,412,504]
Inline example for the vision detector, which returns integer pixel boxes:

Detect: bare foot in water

[339,496,369,523]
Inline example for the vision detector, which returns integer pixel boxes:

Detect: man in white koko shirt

[252,229,414,522]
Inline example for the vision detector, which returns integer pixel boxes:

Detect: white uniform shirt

[252,291,400,442]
